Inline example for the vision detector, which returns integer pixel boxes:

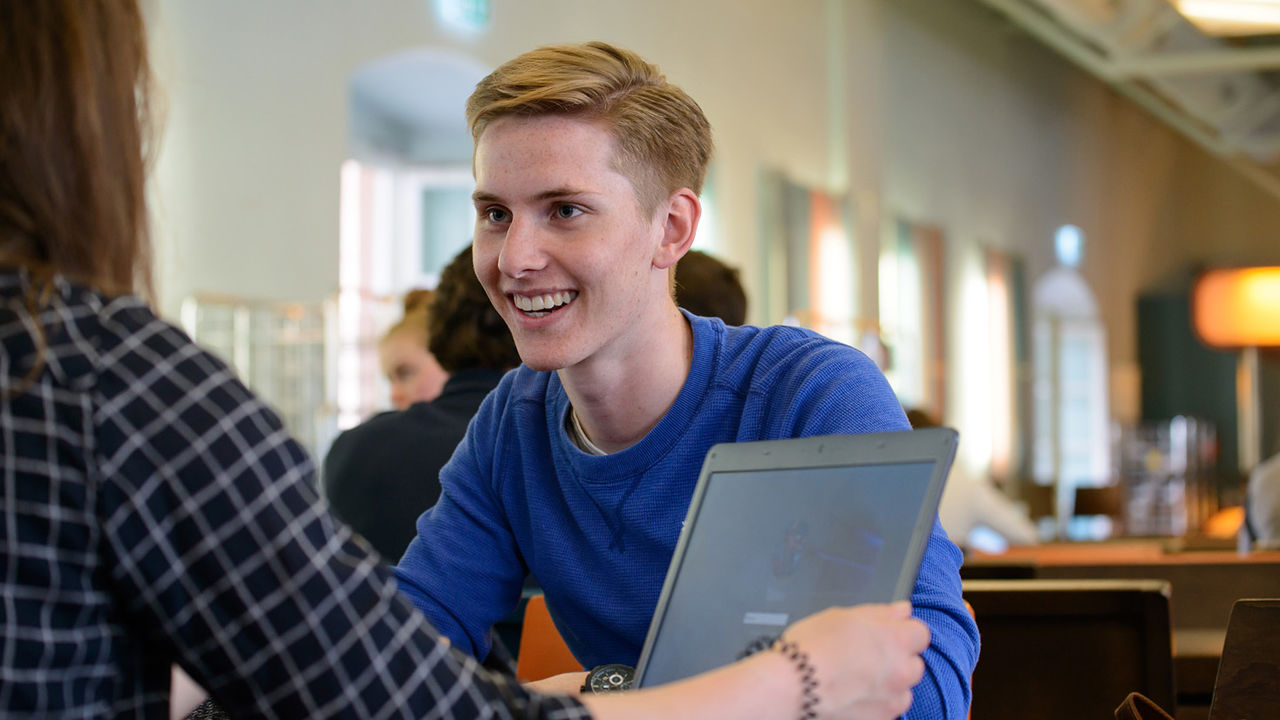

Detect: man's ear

[652,188,701,270]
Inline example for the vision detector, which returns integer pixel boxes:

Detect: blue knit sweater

[395,312,979,719]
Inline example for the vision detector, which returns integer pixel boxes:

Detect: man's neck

[559,306,693,454]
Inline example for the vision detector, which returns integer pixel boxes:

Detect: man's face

[471,114,669,373]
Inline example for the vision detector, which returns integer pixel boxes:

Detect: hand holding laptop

[784,601,930,720]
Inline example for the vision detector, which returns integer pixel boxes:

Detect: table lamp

[1191,266,1280,473]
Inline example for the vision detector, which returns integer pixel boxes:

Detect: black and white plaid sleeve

[82,292,591,718]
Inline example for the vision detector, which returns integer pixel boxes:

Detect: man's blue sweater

[395,312,979,718]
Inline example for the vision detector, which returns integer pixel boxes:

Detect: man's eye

[484,207,510,223]
[554,205,582,219]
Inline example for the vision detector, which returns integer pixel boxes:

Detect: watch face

[585,664,634,693]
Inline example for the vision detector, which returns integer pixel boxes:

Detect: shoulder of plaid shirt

[0,271,590,720]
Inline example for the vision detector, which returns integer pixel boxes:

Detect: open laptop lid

[633,428,957,688]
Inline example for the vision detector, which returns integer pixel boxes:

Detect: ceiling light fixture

[1173,0,1280,37]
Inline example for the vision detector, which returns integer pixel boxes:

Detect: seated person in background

[674,248,747,325]
[905,408,1039,551]
[1246,447,1280,550]
[380,287,449,410]
[1,6,931,720]
[394,40,978,718]
[324,244,519,561]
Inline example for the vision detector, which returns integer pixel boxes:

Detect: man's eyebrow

[471,187,597,204]
[534,187,594,201]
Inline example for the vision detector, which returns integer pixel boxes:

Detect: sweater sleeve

[752,336,980,719]
[92,302,585,719]
[393,391,529,661]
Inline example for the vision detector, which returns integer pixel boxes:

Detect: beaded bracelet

[773,638,820,720]
[737,635,820,720]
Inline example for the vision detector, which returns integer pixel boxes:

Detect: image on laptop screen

[634,430,953,688]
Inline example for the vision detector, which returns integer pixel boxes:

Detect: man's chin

[515,350,573,373]
[522,359,563,373]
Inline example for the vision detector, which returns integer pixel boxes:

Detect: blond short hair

[466,41,713,215]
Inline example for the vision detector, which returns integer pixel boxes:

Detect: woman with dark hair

[0,3,931,718]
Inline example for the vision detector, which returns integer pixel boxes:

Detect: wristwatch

[581,663,635,693]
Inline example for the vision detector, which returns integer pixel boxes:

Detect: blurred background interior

[144,0,1280,551]
[143,3,1280,716]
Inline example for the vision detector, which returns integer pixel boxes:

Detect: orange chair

[515,594,582,682]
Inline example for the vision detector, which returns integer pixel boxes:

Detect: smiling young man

[393,42,979,719]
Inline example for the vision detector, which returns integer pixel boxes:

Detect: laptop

[1207,598,1280,720]
[632,428,957,688]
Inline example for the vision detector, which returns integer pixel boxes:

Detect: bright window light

[958,254,993,478]
[817,224,855,344]
[433,0,491,35]
[1054,225,1083,268]
[1174,0,1280,36]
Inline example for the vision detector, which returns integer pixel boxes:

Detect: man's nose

[497,216,548,277]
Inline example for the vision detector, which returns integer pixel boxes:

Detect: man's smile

[512,290,578,317]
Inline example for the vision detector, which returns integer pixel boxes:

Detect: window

[879,218,943,414]
[335,160,474,430]
[1031,226,1111,539]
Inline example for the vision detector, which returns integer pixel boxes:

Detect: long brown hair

[0,0,155,301]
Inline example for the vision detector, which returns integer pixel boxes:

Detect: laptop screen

[635,447,945,688]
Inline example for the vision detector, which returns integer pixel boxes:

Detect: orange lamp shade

[1192,267,1280,348]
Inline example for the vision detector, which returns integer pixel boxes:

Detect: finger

[903,655,926,687]
[901,617,931,654]
[890,689,914,718]
[882,650,926,694]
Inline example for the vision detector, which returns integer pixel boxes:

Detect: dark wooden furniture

[964,541,1280,719]
[1207,599,1280,720]
[963,578,1175,720]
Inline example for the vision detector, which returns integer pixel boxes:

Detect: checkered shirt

[0,270,591,720]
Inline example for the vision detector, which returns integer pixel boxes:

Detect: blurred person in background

[905,408,1038,552]
[379,287,449,410]
[674,248,747,325]
[1245,443,1280,550]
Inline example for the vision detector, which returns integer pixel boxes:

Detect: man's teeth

[514,291,577,313]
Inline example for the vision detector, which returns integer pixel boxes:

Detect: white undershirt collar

[568,407,609,456]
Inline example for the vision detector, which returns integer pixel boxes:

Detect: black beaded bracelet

[737,634,778,660]
[736,635,820,720]
[773,638,820,720]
